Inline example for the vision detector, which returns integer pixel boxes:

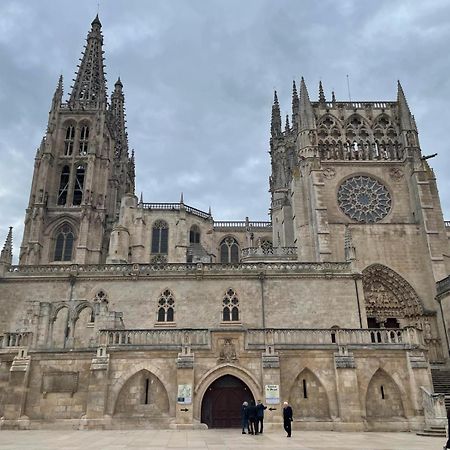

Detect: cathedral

[1,15,450,432]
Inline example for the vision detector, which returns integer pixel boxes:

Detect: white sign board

[177,384,192,404]
[265,384,280,405]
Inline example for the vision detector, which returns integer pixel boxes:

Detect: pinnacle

[318,80,326,103]
[273,90,279,105]
[115,77,123,88]
[91,14,102,28]
[0,226,13,265]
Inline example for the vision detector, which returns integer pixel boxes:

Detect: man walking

[282,401,293,437]
[247,400,258,435]
[256,400,267,434]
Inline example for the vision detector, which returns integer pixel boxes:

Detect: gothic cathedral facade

[1,16,450,431]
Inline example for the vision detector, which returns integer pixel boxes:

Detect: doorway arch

[201,374,254,428]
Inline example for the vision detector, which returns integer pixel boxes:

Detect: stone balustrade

[246,327,424,348]
[421,386,447,428]
[241,246,297,261]
[6,261,351,276]
[99,328,210,348]
[0,332,32,348]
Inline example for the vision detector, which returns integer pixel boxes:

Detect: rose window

[337,176,391,223]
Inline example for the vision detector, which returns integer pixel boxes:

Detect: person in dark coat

[256,400,267,434]
[247,400,258,435]
[282,401,293,437]
[240,401,249,434]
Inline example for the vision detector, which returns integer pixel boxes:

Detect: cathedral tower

[19,16,135,265]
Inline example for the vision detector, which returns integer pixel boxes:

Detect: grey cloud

[1,0,450,259]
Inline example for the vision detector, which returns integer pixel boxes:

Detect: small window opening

[303,379,308,399]
[144,378,150,404]
[380,385,385,400]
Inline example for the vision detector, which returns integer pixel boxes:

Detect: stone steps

[416,426,446,437]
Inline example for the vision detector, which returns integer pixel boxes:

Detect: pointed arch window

[72,165,85,206]
[222,288,239,321]
[79,125,89,155]
[54,224,74,261]
[64,125,75,156]
[57,165,70,205]
[157,289,175,322]
[189,225,200,244]
[151,220,169,254]
[220,237,239,263]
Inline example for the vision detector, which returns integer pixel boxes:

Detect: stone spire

[110,77,128,159]
[397,81,416,131]
[291,80,299,129]
[271,91,282,137]
[69,15,107,108]
[0,227,13,265]
[298,77,315,131]
[51,75,63,109]
[318,80,326,104]
[284,114,290,133]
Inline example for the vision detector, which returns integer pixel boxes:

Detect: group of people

[241,400,293,437]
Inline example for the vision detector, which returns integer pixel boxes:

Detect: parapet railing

[444,221,450,228]
[318,142,404,161]
[246,327,424,348]
[314,101,396,109]
[437,275,450,296]
[241,246,297,260]
[140,202,211,220]
[7,261,351,276]
[99,328,210,348]
[213,221,272,230]
[0,332,33,349]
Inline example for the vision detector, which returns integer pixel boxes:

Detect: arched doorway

[201,375,254,428]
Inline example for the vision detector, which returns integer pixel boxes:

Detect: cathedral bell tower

[19,16,135,265]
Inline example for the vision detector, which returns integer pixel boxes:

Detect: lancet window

[151,220,169,254]
[57,165,70,206]
[79,125,89,155]
[222,288,239,321]
[72,165,85,206]
[64,125,75,156]
[189,225,201,244]
[157,289,175,322]
[220,237,239,263]
[54,224,74,261]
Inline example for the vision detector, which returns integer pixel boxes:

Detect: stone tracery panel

[362,264,424,323]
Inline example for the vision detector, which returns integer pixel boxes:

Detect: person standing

[256,400,267,434]
[282,401,293,437]
[241,401,249,434]
[247,400,258,435]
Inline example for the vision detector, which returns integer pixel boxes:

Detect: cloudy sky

[1,0,450,260]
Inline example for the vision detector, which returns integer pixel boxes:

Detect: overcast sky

[1,0,450,260]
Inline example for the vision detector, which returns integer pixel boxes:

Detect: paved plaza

[0,429,445,450]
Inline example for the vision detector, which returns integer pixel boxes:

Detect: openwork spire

[284,114,290,132]
[271,90,282,137]
[0,227,13,265]
[69,15,107,108]
[318,80,326,103]
[110,77,128,159]
[52,75,63,107]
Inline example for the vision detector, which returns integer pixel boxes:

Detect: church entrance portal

[201,375,254,428]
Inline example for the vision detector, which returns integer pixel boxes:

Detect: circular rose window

[337,176,391,223]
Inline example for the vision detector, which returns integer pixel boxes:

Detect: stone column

[0,348,31,429]
[333,346,364,431]
[174,345,195,429]
[261,346,282,428]
[81,346,110,429]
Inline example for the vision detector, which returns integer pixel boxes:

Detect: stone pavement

[0,429,445,450]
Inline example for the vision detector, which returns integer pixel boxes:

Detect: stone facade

[0,16,449,431]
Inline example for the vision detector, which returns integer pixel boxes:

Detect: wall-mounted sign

[265,384,280,405]
[177,384,192,404]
